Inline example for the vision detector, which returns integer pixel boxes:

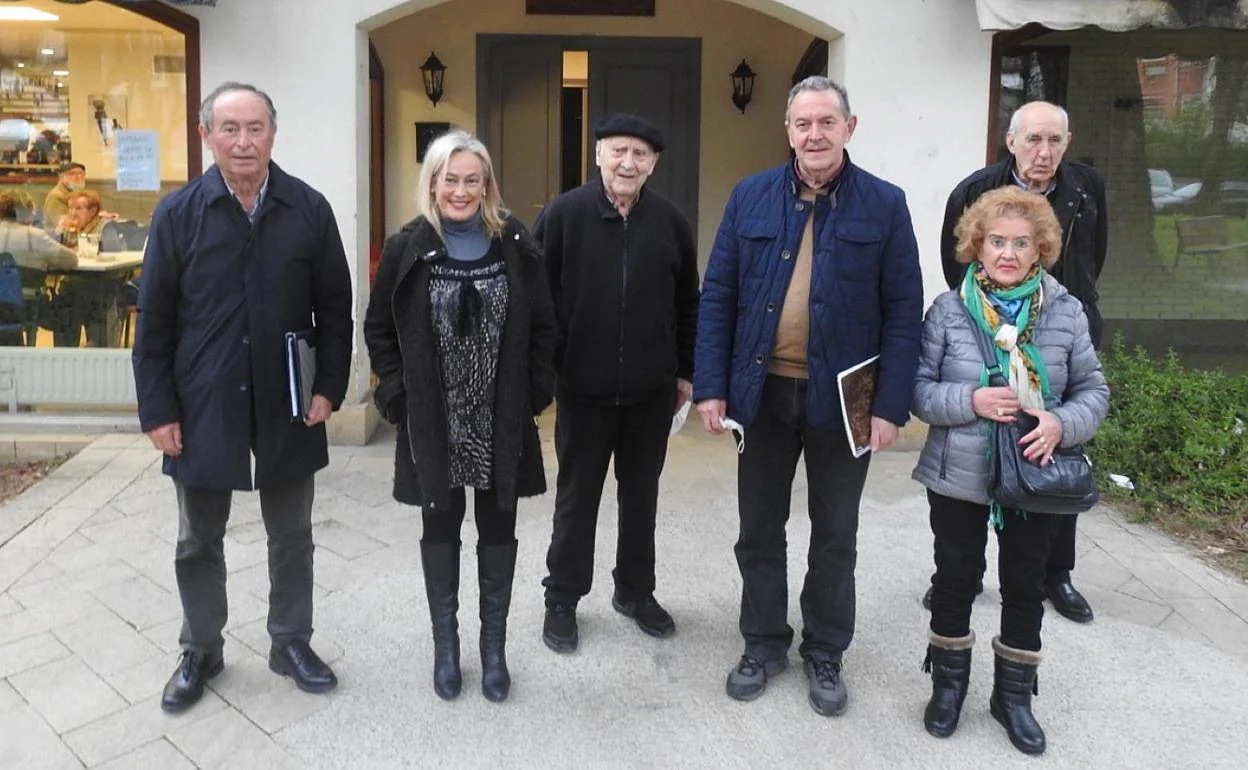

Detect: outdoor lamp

[731,59,757,114]
[421,52,447,107]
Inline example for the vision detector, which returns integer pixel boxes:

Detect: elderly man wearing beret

[535,113,701,654]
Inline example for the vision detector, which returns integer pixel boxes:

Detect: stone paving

[1,422,1246,768]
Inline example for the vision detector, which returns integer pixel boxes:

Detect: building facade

[0,0,1245,439]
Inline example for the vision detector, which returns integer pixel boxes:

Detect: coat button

[781,249,791,260]
[766,302,776,312]
[242,335,250,345]
[239,384,248,392]
[795,203,804,212]
[754,354,764,364]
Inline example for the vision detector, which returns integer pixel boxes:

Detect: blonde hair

[416,129,509,240]
[954,186,1062,269]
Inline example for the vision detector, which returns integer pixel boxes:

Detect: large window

[0,0,194,357]
[993,30,1248,373]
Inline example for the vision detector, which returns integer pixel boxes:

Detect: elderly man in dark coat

[133,82,353,713]
[536,113,701,654]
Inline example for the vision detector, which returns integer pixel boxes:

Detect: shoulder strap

[957,300,1008,387]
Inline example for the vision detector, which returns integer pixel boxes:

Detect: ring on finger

[996,407,1005,417]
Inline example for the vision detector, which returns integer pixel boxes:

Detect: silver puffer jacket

[910,275,1109,504]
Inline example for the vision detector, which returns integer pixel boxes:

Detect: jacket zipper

[616,216,629,406]
[938,429,951,480]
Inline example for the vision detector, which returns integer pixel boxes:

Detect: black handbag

[960,303,1099,515]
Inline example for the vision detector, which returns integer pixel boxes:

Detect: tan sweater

[769,187,819,379]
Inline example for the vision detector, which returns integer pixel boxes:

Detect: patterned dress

[428,240,508,489]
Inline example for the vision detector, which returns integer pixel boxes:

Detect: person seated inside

[0,189,78,271]
[43,161,87,233]
[58,189,108,245]
[0,189,77,346]
[51,190,125,348]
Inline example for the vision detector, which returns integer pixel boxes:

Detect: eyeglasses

[439,175,483,192]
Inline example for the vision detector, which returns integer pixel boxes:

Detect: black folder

[284,328,316,421]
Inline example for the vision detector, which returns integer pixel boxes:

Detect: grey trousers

[173,475,316,654]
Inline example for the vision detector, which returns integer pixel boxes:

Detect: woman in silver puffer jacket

[910,186,1108,756]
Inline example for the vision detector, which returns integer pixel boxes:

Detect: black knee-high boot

[922,631,974,737]
[990,636,1045,755]
[478,541,517,703]
[420,541,461,700]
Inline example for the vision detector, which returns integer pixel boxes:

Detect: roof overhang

[976,0,1248,32]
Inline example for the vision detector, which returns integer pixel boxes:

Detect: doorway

[476,35,701,234]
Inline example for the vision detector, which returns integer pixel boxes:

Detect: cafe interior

[0,0,188,350]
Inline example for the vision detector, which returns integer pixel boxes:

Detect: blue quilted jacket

[693,157,923,429]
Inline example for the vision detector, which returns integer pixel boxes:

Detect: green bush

[1090,338,1248,527]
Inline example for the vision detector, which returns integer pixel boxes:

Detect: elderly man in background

[695,76,923,716]
[42,161,86,230]
[536,113,700,654]
[134,81,354,713]
[932,100,1107,625]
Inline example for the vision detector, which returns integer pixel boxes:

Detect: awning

[976,0,1248,32]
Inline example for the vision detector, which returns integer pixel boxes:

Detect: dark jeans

[174,475,316,654]
[735,375,871,664]
[927,489,1062,652]
[422,486,516,546]
[542,391,672,606]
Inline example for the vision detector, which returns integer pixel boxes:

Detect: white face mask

[65,181,86,191]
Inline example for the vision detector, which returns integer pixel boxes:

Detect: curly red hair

[953,186,1062,270]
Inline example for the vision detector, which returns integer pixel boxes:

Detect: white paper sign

[115,130,160,191]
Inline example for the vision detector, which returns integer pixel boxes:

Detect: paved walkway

[2,421,1246,768]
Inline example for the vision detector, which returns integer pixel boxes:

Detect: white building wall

[182,0,994,403]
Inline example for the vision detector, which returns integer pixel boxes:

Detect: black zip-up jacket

[534,177,700,405]
[940,159,1108,346]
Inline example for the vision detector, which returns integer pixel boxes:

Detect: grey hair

[1008,102,1069,135]
[416,129,510,240]
[199,82,277,131]
[785,76,852,123]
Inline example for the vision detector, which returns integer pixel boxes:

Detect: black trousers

[929,512,1078,587]
[422,486,517,546]
[735,375,871,664]
[542,391,672,606]
[927,490,1062,652]
[173,475,315,654]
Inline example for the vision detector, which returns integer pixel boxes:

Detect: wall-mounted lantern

[421,51,447,107]
[731,59,757,114]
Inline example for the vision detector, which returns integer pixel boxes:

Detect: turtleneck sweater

[442,209,491,261]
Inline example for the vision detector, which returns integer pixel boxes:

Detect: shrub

[1089,338,1248,533]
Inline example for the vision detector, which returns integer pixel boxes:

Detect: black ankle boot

[420,541,461,700]
[989,636,1046,755]
[922,631,974,738]
[478,541,517,703]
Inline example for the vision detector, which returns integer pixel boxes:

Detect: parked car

[1149,168,1248,215]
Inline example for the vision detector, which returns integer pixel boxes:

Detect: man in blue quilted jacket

[694,76,923,716]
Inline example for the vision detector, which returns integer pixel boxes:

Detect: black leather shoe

[542,604,578,653]
[1046,580,1094,623]
[612,594,675,638]
[161,650,223,713]
[804,657,848,716]
[922,580,984,611]
[269,640,338,693]
[726,654,787,701]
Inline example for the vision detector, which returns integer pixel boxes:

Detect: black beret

[593,113,665,153]
[57,161,86,174]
